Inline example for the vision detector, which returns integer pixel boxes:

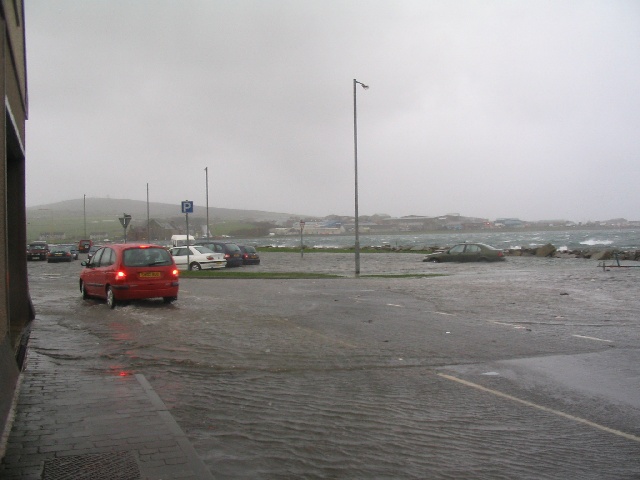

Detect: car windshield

[123,247,173,267]
[243,246,256,253]
[30,244,46,250]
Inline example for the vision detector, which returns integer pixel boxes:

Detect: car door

[82,247,105,295]
[170,247,189,269]
[446,244,466,261]
[463,244,481,262]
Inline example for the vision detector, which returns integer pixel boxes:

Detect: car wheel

[106,286,116,309]
[189,262,201,271]
[163,296,177,304]
[80,281,88,300]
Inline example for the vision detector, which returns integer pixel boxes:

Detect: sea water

[233,228,640,251]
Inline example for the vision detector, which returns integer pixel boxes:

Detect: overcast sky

[25,1,640,221]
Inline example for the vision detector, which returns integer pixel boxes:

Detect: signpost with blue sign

[182,201,193,266]
[181,201,194,214]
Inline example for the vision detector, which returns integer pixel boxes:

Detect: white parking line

[438,373,640,443]
[572,334,613,343]
[491,321,526,329]
[435,312,455,316]
[387,304,403,307]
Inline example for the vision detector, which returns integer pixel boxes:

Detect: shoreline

[258,244,640,261]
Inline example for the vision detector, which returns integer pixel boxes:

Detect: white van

[171,235,195,247]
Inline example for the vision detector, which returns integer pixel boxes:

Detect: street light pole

[205,167,210,238]
[353,78,368,276]
[83,194,86,239]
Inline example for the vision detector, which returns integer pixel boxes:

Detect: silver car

[169,246,226,270]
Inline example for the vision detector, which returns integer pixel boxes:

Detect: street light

[205,167,210,238]
[353,78,368,276]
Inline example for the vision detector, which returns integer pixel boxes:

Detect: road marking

[435,312,455,316]
[572,334,613,343]
[437,373,640,443]
[387,304,403,307]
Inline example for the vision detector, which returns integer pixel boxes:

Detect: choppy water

[231,228,640,251]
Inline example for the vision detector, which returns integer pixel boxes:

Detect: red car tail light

[115,271,127,280]
[497,251,504,257]
[206,255,214,260]
[171,269,179,277]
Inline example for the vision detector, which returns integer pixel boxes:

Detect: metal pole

[353,80,359,275]
[83,194,86,238]
[186,212,190,268]
[146,183,150,241]
[205,167,210,238]
[300,221,304,259]
[353,79,368,276]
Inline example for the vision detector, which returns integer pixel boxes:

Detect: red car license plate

[139,272,161,278]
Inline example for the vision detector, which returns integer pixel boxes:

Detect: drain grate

[42,451,141,480]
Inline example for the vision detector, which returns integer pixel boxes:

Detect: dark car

[238,245,260,265]
[60,244,79,259]
[47,245,74,263]
[79,244,179,308]
[195,241,243,268]
[423,243,505,262]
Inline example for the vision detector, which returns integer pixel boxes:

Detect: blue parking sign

[181,201,194,214]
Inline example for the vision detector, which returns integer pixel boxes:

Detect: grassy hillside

[26,197,302,242]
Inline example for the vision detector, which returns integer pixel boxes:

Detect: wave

[579,239,614,246]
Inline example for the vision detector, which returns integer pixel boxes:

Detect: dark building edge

[0,0,30,455]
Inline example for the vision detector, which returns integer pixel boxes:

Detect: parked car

[423,243,506,263]
[195,241,243,268]
[87,245,102,260]
[169,246,226,271]
[237,245,260,265]
[59,244,79,259]
[27,241,49,261]
[47,245,74,263]
[77,239,92,253]
[79,244,179,308]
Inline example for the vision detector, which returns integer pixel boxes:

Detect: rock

[590,250,613,261]
[535,244,556,257]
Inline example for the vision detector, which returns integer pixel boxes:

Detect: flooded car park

[26,253,640,478]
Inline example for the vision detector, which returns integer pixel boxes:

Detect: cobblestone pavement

[0,337,214,479]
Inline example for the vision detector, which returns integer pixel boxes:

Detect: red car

[79,244,179,308]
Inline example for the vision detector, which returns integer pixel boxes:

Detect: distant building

[495,218,524,228]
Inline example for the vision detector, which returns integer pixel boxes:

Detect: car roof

[455,242,499,249]
[97,244,166,251]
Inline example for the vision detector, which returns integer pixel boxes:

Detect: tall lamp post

[353,78,368,276]
[83,194,86,239]
[205,167,210,238]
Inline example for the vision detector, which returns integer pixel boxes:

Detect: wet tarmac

[25,253,640,479]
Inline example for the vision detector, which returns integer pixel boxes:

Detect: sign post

[299,220,305,259]
[119,213,132,243]
[181,201,194,268]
